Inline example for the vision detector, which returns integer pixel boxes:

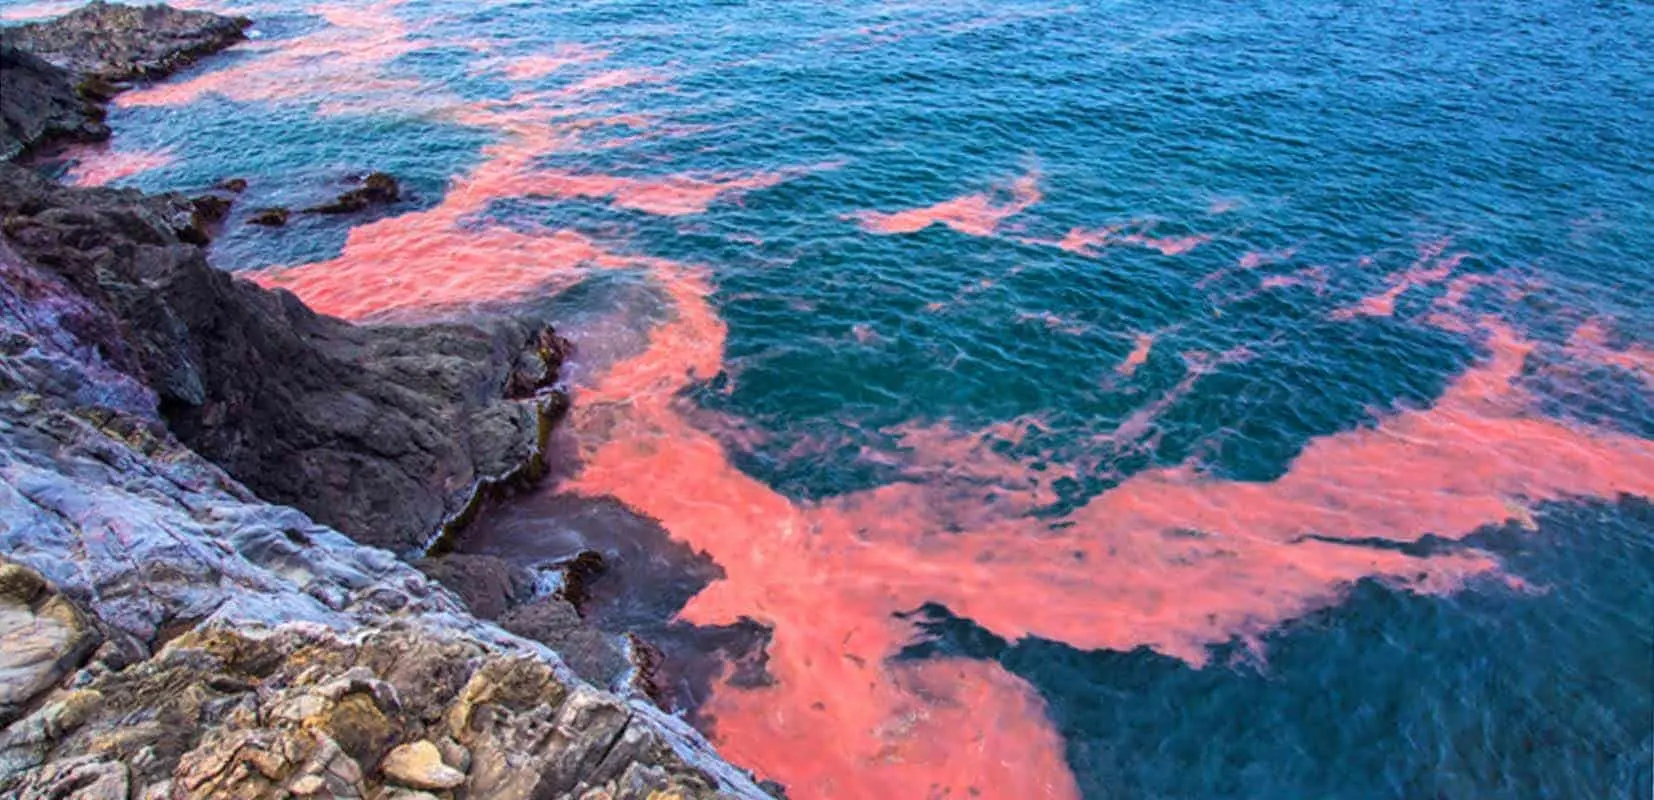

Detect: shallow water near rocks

[15,0,1652,796]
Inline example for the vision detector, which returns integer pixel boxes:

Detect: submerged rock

[247,205,290,226]
[1,1,249,82]
[307,171,402,214]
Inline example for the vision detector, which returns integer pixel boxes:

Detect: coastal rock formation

[0,2,247,159]
[1,7,768,799]
[0,162,565,553]
[0,44,109,160]
[1,1,248,82]
[0,226,765,796]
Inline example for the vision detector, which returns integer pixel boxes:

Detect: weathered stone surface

[381,740,465,790]
[498,598,631,690]
[1,1,248,82]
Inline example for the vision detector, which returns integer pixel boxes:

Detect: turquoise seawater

[12,0,1652,796]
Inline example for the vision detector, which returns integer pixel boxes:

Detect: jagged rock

[217,177,248,193]
[247,206,290,226]
[307,171,402,214]
[0,162,562,552]
[0,43,109,160]
[548,550,609,608]
[508,325,575,399]
[1,1,249,82]
[381,740,465,790]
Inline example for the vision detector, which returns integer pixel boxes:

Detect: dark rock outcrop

[1,1,249,82]
[0,43,109,160]
[247,206,290,226]
[308,171,402,214]
[0,162,565,553]
[1,2,247,159]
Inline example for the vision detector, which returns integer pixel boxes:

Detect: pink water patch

[513,169,791,216]
[0,0,80,21]
[853,168,1041,237]
[498,43,610,80]
[1051,224,1207,257]
[561,288,1653,799]
[1120,232,1210,256]
[60,146,176,186]
[560,67,671,96]
[115,0,457,113]
[1332,238,1465,319]
[1566,318,1654,387]
[1117,331,1156,376]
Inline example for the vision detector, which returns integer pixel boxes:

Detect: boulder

[381,740,465,791]
[0,562,99,727]
[415,554,535,621]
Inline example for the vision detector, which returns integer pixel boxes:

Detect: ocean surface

[10,0,1652,796]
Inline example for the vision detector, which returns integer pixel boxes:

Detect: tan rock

[0,561,97,725]
[380,740,465,791]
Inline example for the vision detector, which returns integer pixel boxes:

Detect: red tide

[60,145,175,186]
[854,169,1041,237]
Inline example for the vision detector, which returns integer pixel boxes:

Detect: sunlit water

[11,0,1652,796]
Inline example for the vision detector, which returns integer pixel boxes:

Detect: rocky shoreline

[0,4,768,799]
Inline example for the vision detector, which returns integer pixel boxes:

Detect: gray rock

[0,2,246,160]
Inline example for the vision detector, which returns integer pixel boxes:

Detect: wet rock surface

[1,1,248,82]
[0,162,566,553]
